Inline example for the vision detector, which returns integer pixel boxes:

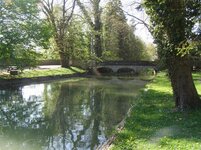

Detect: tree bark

[167,56,201,110]
[93,1,102,58]
[94,34,102,58]
[55,36,70,68]
[59,52,70,68]
[165,0,201,110]
[41,0,75,68]
[93,21,102,59]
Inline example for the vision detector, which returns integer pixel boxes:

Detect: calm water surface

[0,77,147,150]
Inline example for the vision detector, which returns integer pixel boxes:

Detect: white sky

[121,1,153,43]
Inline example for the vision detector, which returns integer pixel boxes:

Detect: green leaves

[0,0,51,69]
[103,0,148,61]
[143,0,201,59]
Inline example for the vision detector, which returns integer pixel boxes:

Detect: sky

[121,1,154,43]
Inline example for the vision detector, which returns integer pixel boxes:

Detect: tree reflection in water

[0,77,147,150]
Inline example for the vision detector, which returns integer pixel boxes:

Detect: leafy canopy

[0,0,51,69]
[143,0,201,59]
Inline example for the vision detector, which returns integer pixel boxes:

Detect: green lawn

[111,72,201,150]
[0,67,85,79]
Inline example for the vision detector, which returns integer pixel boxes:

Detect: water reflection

[0,77,147,150]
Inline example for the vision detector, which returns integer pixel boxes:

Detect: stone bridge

[94,61,157,74]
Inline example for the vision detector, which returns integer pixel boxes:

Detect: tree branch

[123,10,153,33]
[76,0,94,27]
[66,0,76,25]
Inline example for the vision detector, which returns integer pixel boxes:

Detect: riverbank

[0,67,86,86]
[111,72,201,150]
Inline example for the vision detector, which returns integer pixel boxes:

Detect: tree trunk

[165,0,201,110]
[94,22,102,58]
[94,34,102,58]
[55,36,70,68]
[59,52,70,68]
[94,1,102,58]
[167,56,201,110]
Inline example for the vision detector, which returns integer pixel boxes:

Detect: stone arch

[117,68,138,75]
[139,67,156,76]
[96,67,113,74]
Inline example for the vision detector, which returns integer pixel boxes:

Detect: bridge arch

[139,67,156,76]
[96,67,113,74]
[117,68,138,75]
[94,61,158,75]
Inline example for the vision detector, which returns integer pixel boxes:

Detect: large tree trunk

[167,56,201,110]
[55,36,70,68]
[94,2,102,58]
[59,52,70,68]
[94,34,102,58]
[165,0,201,110]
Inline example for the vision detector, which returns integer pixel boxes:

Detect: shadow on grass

[116,89,201,146]
[68,67,81,73]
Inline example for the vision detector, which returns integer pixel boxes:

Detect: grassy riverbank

[111,72,201,150]
[0,67,85,80]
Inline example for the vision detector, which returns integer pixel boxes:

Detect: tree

[102,0,146,61]
[0,0,50,69]
[41,0,76,68]
[64,16,93,67]
[144,43,157,61]
[143,0,201,110]
[103,0,126,60]
[76,0,102,58]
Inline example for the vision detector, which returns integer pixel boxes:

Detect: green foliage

[112,72,201,150]
[76,0,103,58]
[190,40,201,58]
[0,0,51,69]
[65,16,102,67]
[41,0,76,67]
[101,50,119,61]
[144,43,158,61]
[66,17,91,63]
[102,0,148,61]
[39,0,156,65]
[143,0,201,60]
[40,38,60,60]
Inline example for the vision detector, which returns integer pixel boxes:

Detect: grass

[0,67,85,79]
[111,72,201,150]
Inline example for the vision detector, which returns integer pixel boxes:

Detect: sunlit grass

[193,72,201,95]
[111,71,201,150]
[0,67,85,79]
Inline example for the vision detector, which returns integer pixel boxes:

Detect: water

[0,77,147,150]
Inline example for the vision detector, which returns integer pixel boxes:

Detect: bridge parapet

[95,61,157,75]
[98,61,157,66]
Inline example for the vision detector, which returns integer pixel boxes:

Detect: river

[0,76,147,150]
